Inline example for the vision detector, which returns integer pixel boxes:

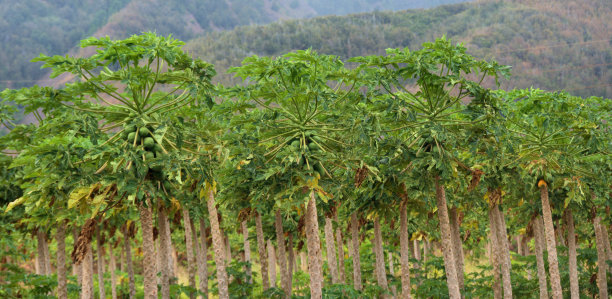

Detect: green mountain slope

[186,0,612,98]
[0,0,468,90]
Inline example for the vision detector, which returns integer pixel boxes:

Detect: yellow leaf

[171,197,181,210]
[68,187,92,209]
[5,196,27,212]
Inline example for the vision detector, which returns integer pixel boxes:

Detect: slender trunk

[56,222,67,299]
[306,191,323,299]
[534,216,549,299]
[601,223,612,272]
[96,226,106,299]
[565,210,579,299]
[423,240,430,262]
[449,207,465,292]
[42,232,51,275]
[255,211,270,290]
[139,202,157,299]
[124,230,135,299]
[182,207,196,298]
[434,177,461,299]
[225,232,232,264]
[207,189,229,299]
[400,202,412,299]
[163,212,175,279]
[594,215,609,299]
[350,212,362,290]
[190,218,202,299]
[324,216,339,284]
[494,206,512,298]
[373,217,389,297]
[158,207,170,299]
[287,234,295,297]
[241,220,252,283]
[414,240,421,261]
[516,236,522,256]
[539,184,562,299]
[335,214,346,284]
[274,210,289,297]
[300,251,308,272]
[268,239,277,287]
[389,252,398,297]
[109,243,117,299]
[81,244,94,299]
[36,230,46,275]
[119,239,125,274]
[198,219,209,299]
[73,228,82,282]
[488,207,502,299]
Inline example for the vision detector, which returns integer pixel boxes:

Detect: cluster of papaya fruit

[289,131,326,178]
[123,123,164,162]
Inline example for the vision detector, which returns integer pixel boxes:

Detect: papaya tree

[230,49,361,299]
[351,37,509,298]
[26,32,216,298]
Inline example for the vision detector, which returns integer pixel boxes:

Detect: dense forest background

[1,0,611,125]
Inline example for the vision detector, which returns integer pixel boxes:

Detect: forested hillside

[0,0,467,91]
[187,0,612,98]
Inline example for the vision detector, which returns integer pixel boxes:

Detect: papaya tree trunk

[158,207,171,299]
[334,214,346,284]
[539,184,562,299]
[601,223,612,272]
[488,207,502,299]
[241,220,252,283]
[255,211,270,290]
[449,207,465,292]
[434,176,461,299]
[109,243,117,299]
[594,215,609,299]
[190,218,202,299]
[36,230,47,275]
[287,234,294,296]
[388,252,397,297]
[182,207,196,298]
[198,219,209,299]
[81,244,94,299]
[43,232,51,275]
[268,239,277,287]
[350,212,362,290]
[400,201,412,299]
[124,229,135,299]
[324,216,339,284]
[534,216,549,299]
[73,228,82,282]
[139,202,157,299]
[494,206,512,298]
[275,210,290,296]
[300,251,308,272]
[306,190,323,299]
[225,232,232,264]
[96,226,106,299]
[565,209,579,299]
[56,222,67,299]
[206,189,229,299]
[373,217,389,297]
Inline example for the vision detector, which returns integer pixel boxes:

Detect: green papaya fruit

[154,144,164,155]
[125,124,137,133]
[127,132,137,143]
[144,151,155,161]
[291,140,300,148]
[139,127,151,137]
[143,137,155,149]
[308,142,319,151]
